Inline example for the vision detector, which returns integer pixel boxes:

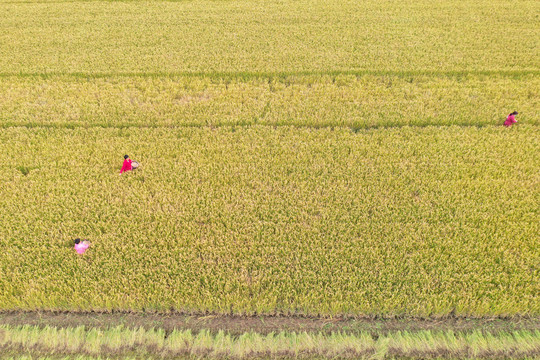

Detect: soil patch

[1,311,538,335]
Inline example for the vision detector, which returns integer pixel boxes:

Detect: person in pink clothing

[504,111,518,127]
[74,238,91,254]
[120,154,132,174]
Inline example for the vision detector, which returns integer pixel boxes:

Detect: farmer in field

[119,154,139,174]
[74,238,91,254]
[120,154,132,174]
[504,111,518,127]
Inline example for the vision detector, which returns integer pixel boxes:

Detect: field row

[0,0,538,74]
[2,325,539,359]
[1,75,538,128]
[0,126,538,315]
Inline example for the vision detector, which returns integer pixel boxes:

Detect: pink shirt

[504,114,517,127]
[120,159,132,174]
[74,242,89,254]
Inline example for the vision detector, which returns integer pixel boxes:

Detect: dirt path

[1,311,538,335]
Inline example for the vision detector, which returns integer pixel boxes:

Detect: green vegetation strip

[0,126,538,316]
[0,325,539,359]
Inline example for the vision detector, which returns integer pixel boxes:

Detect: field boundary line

[1,310,539,334]
[0,69,539,79]
[1,122,539,131]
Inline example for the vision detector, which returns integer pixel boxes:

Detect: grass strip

[0,325,539,359]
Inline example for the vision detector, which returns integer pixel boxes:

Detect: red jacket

[120,159,132,174]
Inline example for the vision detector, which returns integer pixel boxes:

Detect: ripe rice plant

[0,75,538,129]
[0,0,538,320]
[0,0,538,74]
[0,126,537,315]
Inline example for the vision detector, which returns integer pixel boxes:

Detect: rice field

[1,0,538,74]
[0,75,538,129]
[0,0,538,331]
[0,126,538,315]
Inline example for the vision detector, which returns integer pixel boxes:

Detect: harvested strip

[1,325,539,359]
[1,311,539,336]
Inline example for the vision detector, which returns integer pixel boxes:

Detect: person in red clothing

[120,154,132,174]
[504,111,518,127]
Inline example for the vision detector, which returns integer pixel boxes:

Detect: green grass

[0,126,537,315]
[1,325,539,359]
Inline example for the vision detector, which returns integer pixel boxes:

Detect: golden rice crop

[0,126,537,315]
[0,0,538,317]
[0,0,538,74]
[0,75,538,129]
